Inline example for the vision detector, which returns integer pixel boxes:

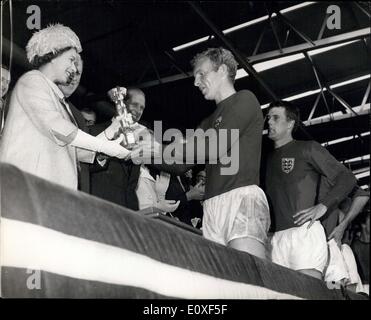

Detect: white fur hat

[26,23,82,64]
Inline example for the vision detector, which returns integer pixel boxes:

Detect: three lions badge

[214,116,222,129]
[282,158,295,173]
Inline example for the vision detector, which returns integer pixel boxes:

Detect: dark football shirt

[197,90,263,200]
[265,140,356,232]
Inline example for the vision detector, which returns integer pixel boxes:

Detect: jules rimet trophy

[108,86,136,150]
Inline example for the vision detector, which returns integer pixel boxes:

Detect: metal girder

[143,39,162,84]
[275,11,315,46]
[304,52,333,120]
[136,64,151,85]
[361,81,370,107]
[252,23,268,56]
[344,154,370,165]
[307,93,321,121]
[303,104,369,127]
[164,50,190,77]
[317,12,331,40]
[263,4,283,53]
[248,28,369,64]
[354,1,371,19]
[327,89,359,117]
[136,28,370,88]
[269,13,283,53]
[262,104,370,135]
[353,166,370,175]
[283,29,291,47]
[304,53,360,129]
[187,1,278,101]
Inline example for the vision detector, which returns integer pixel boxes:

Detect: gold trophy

[108,86,136,150]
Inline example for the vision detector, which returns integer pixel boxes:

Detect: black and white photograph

[0,0,369,309]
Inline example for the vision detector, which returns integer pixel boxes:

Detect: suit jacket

[0,70,94,190]
[68,102,92,193]
[89,122,140,210]
[165,175,195,226]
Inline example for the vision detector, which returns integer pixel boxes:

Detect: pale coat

[0,70,95,190]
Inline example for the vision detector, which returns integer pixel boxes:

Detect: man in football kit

[144,47,271,259]
[265,100,356,279]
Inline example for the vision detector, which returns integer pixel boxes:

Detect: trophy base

[120,141,137,150]
[119,130,136,150]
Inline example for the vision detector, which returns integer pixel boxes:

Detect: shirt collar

[140,165,155,181]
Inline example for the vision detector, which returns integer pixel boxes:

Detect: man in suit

[89,88,147,209]
[58,56,91,193]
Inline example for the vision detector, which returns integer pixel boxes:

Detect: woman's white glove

[154,199,180,213]
[70,129,130,159]
[155,172,171,200]
[96,115,125,141]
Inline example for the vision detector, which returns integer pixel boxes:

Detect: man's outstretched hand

[186,181,205,201]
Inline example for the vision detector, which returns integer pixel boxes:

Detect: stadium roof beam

[275,11,315,46]
[361,81,370,107]
[304,53,359,118]
[172,2,317,52]
[264,6,283,53]
[353,1,371,19]
[321,132,370,147]
[304,52,333,120]
[303,104,369,127]
[317,11,331,40]
[262,103,370,134]
[307,93,322,121]
[164,50,190,77]
[143,39,162,85]
[252,23,269,56]
[137,28,370,88]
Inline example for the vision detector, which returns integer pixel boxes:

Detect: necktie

[60,98,78,127]
[60,98,81,182]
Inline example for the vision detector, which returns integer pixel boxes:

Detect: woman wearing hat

[0,24,134,190]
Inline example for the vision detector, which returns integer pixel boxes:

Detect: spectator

[0,64,11,98]
[136,166,180,213]
[0,64,11,136]
[324,187,369,292]
[163,170,205,227]
[328,186,370,247]
[90,87,152,209]
[81,108,97,127]
[188,168,206,228]
[351,203,370,294]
